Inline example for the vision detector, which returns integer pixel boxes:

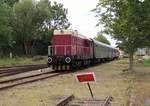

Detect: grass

[0,60,129,106]
[144,59,150,67]
[116,58,129,64]
[0,57,46,67]
[0,59,149,106]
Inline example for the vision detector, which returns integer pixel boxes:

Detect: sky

[50,0,117,47]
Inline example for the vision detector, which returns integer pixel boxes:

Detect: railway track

[0,64,48,78]
[56,94,113,106]
[0,72,61,91]
[0,70,68,91]
[0,64,47,74]
[0,64,68,91]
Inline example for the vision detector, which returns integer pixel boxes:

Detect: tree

[41,1,70,30]
[49,1,70,29]
[33,0,70,55]
[12,0,70,56]
[0,3,13,56]
[0,0,19,6]
[94,33,110,45]
[93,0,150,71]
[12,0,50,56]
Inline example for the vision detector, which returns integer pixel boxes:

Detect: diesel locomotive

[47,29,119,71]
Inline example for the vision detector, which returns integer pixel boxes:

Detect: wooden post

[87,83,94,99]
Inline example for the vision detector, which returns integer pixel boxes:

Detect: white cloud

[50,0,117,47]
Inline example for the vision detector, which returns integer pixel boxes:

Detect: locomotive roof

[54,29,92,41]
[54,29,74,35]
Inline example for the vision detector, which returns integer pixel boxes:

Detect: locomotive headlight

[48,57,52,63]
[65,57,71,63]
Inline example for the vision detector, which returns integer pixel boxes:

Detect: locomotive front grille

[52,56,66,65]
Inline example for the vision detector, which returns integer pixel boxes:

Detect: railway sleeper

[56,95,113,106]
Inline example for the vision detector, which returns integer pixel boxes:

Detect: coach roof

[92,39,114,49]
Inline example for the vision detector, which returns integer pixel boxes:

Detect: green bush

[144,59,150,67]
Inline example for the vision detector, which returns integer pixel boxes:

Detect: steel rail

[0,73,61,91]
[56,95,74,106]
[102,96,113,106]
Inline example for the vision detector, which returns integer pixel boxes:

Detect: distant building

[116,48,124,58]
[137,48,146,56]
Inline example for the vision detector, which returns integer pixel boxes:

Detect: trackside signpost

[75,72,96,99]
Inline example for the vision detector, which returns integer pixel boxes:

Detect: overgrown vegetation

[0,0,70,57]
[144,59,150,67]
[0,57,46,67]
[93,0,150,71]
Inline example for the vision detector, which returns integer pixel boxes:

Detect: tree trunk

[24,41,28,56]
[30,40,36,56]
[24,40,32,56]
[24,40,35,57]
[129,52,134,71]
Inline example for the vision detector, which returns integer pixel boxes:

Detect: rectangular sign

[76,72,96,83]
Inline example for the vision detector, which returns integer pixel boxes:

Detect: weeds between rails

[0,64,47,74]
[0,60,115,91]
[0,64,48,78]
[0,70,69,91]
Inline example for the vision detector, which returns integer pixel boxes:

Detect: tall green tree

[0,0,19,6]
[0,3,13,56]
[49,1,70,29]
[94,33,110,45]
[12,0,70,56]
[12,0,50,55]
[93,0,150,71]
[41,1,70,30]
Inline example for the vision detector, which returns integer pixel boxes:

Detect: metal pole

[87,83,94,99]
